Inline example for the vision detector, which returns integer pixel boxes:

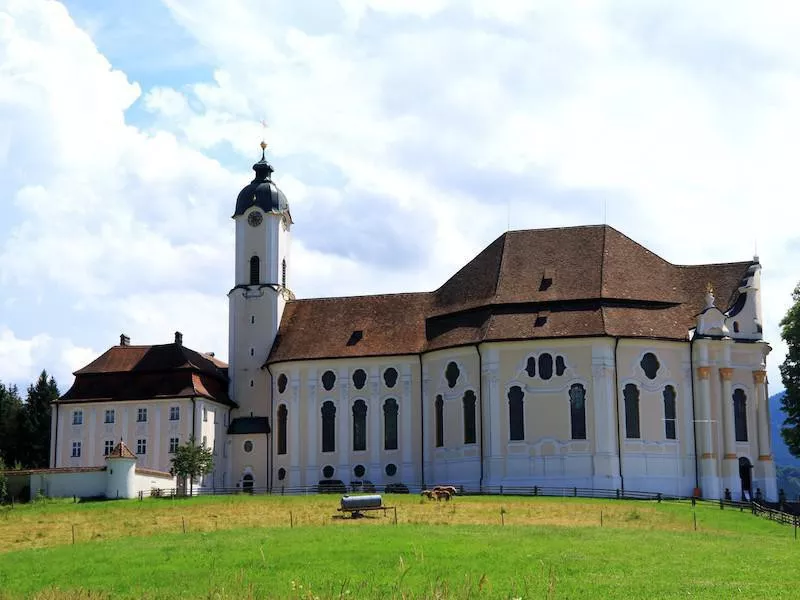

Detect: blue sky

[2,0,800,392]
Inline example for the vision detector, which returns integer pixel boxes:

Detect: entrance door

[738,457,753,500]
[242,473,254,493]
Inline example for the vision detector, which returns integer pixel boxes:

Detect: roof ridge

[291,291,431,303]
[494,231,510,297]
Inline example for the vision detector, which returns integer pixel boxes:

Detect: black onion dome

[233,147,290,218]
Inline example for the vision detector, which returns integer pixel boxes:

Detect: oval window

[353,369,367,390]
[354,464,366,478]
[322,370,336,391]
[322,465,335,479]
[385,463,397,476]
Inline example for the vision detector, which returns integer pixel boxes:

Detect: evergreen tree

[780,283,800,457]
[170,436,214,496]
[19,371,59,468]
[0,382,23,466]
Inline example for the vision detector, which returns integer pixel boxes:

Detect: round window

[277,467,286,481]
[385,463,397,476]
[243,440,253,453]
[354,464,366,478]
[322,465,335,479]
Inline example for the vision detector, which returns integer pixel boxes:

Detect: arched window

[569,384,586,440]
[733,389,748,442]
[383,398,398,450]
[462,390,477,444]
[281,259,287,288]
[352,399,367,451]
[538,354,553,380]
[624,384,640,439]
[321,401,336,453]
[435,395,444,447]
[249,256,260,285]
[508,386,525,441]
[663,386,676,440]
[242,473,254,490]
[277,404,288,455]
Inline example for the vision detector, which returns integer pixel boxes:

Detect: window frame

[137,407,148,423]
[508,386,525,441]
[136,439,147,455]
[72,410,83,425]
[462,390,477,445]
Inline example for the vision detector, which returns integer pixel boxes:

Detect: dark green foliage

[776,465,800,500]
[0,371,58,468]
[780,284,800,457]
[0,456,7,502]
[20,371,59,468]
[0,382,23,465]
[170,436,214,494]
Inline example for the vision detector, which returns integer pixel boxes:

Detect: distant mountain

[769,391,799,467]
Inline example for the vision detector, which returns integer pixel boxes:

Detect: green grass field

[0,494,798,599]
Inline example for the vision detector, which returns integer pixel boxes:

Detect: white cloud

[2,0,800,391]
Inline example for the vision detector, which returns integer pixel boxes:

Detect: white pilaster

[306,371,318,485]
[719,368,738,496]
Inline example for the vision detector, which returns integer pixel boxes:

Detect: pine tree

[780,283,800,457]
[0,382,23,466]
[19,371,59,468]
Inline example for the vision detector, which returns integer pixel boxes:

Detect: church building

[50,144,778,501]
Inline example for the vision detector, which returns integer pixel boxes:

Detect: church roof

[58,341,235,406]
[267,225,752,363]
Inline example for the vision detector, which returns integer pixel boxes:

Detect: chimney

[174,331,183,346]
[120,334,130,346]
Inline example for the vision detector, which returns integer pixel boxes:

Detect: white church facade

[51,146,777,501]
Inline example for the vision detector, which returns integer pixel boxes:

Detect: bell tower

[228,141,293,418]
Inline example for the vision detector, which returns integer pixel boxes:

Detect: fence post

[615,488,620,500]
[533,486,538,496]
[573,487,577,497]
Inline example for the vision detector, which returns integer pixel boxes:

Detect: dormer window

[540,268,554,291]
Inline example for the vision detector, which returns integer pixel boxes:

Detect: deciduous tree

[170,436,214,496]
[780,283,800,457]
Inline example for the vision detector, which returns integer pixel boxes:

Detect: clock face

[247,211,263,227]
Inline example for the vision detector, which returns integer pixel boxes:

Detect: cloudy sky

[1,0,799,393]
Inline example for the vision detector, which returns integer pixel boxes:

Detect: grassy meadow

[0,494,798,599]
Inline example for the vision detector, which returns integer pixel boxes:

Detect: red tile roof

[58,343,234,406]
[106,441,136,460]
[268,225,753,363]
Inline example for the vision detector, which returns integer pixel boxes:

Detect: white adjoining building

[50,146,777,501]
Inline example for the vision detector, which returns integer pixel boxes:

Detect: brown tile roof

[0,467,107,476]
[59,343,234,406]
[269,293,429,362]
[106,441,137,460]
[135,467,173,479]
[268,225,753,363]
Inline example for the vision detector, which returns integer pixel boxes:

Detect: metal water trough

[338,494,394,519]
